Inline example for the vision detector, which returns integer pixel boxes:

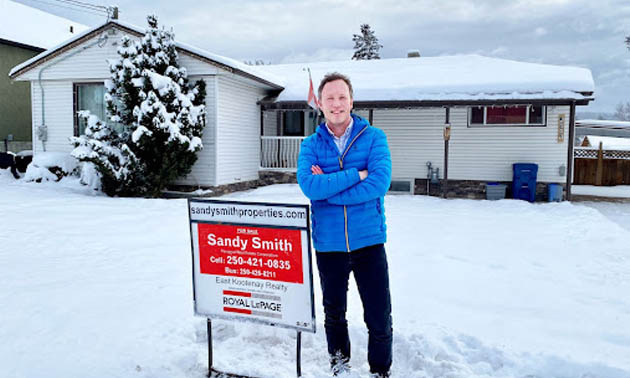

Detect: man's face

[320,79,353,128]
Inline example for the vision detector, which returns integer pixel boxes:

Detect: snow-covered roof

[0,0,89,50]
[260,55,595,103]
[576,119,630,129]
[583,135,630,150]
[9,19,283,89]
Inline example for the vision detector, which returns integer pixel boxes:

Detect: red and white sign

[198,224,303,283]
[189,199,315,332]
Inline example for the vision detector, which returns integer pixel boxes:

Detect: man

[297,72,393,377]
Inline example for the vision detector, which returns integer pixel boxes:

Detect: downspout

[36,31,109,152]
[443,107,451,198]
[566,101,576,201]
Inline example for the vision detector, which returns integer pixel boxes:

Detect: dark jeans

[316,244,393,374]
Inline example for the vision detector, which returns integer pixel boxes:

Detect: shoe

[369,372,390,378]
[330,352,351,376]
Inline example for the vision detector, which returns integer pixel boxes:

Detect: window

[74,83,125,136]
[389,180,413,194]
[468,105,546,127]
[282,111,305,136]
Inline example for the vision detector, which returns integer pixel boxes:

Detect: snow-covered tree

[71,15,206,197]
[352,24,383,60]
[71,111,142,195]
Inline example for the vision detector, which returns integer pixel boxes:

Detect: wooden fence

[573,145,630,185]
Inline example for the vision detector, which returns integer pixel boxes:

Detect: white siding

[216,74,266,185]
[178,52,221,76]
[373,108,446,180]
[372,106,569,184]
[30,80,74,154]
[175,76,217,186]
[448,105,569,183]
[21,29,139,82]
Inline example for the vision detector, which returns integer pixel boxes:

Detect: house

[575,119,630,141]
[9,19,283,188]
[579,135,630,150]
[1,0,87,153]
[259,56,594,199]
[10,19,595,200]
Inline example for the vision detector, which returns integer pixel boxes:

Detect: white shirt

[325,118,354,154]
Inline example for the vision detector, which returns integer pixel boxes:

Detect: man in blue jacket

[297,72,393,377]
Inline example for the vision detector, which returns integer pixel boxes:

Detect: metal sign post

[188,199,316,378]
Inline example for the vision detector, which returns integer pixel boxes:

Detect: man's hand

[311,165,324,175]
[359,170,368,181]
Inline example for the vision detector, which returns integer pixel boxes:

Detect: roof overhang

[260,97,593,110]
[0,38,46,53]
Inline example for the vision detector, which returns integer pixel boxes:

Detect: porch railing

[260,136,306,170]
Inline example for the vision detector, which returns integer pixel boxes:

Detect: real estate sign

[188,199,315,333]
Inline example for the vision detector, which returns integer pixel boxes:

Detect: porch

[260,136,305,170]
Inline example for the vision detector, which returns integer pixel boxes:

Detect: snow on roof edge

[9,19,284,88]
[577,119,630,128]
[259,55,594,103]
[583,135,630,150]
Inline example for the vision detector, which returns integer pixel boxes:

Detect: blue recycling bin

[548,183,563,202]
[512,163,538,202]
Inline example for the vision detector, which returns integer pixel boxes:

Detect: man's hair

[318,72,353,99]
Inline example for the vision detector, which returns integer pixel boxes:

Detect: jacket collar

[316,113,369,144]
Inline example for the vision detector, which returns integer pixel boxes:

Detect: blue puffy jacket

[297,114,392,252]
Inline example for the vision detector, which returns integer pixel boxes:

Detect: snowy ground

[573,184,630,199]
[1,170,629,378]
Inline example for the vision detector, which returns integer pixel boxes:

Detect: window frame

[73,81,108,137]
[388,179,414,194]
[467,105,547,128]
[73,82,128,136]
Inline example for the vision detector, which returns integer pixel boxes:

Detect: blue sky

[15,0,630,114]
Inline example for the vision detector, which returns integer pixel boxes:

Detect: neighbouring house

[10,19,595,200]
[575,119,630,141]
[1,0,87,153]
[9,19,283,189]
[579,135,630,150]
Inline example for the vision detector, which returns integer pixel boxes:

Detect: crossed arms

[297,130,392,205]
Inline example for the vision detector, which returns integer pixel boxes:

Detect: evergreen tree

[352,24,383,60]
[72,15,206,197]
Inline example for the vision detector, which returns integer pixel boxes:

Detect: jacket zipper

[338,125,368,252]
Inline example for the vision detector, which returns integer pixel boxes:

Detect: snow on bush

[79,162,101,190]
[23,165,58,182]
[23,152,78,182]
